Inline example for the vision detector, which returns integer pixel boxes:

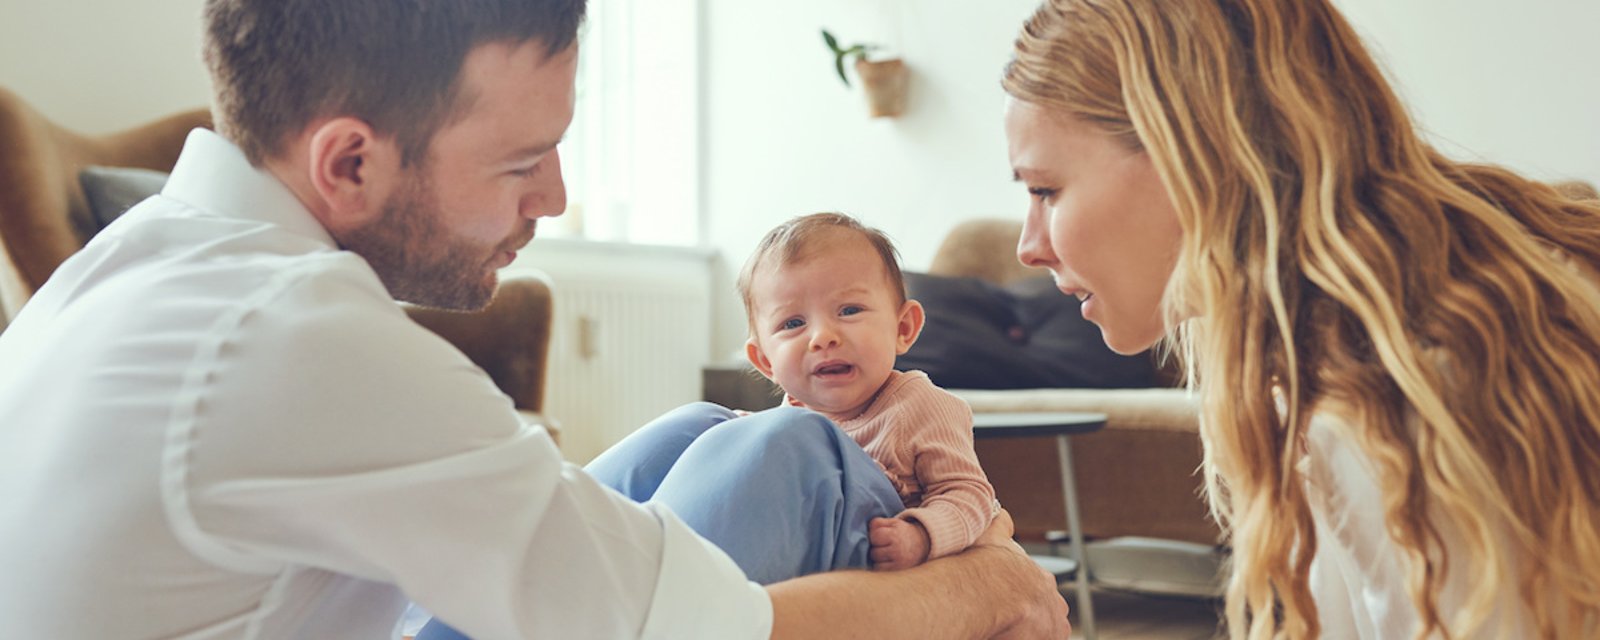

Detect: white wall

[5,0,1598,362]
[0,0,212,133]
[699,0,1600,360]
[1333,0,1600,188]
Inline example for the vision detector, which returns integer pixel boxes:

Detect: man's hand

[868,517,931,570]
[977,510,1072,639]
[767,509,1070,639]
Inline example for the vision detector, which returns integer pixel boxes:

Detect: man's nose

[523,147,567,219]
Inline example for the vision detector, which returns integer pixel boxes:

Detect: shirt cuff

[638,503,773,639]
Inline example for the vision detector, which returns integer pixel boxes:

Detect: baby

[414,213,1000,639]
[738,212,997,568]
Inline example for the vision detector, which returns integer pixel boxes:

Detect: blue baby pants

[415,402,903,639]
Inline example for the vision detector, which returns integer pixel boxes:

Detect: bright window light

[552,0,700,247]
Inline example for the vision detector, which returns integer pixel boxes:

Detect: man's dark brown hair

[203,0,586,167]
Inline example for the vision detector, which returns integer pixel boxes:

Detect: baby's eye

[780,317,805,331]
[840,305,864,317]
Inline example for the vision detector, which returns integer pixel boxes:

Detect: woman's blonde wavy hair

[1003,0,1600,637]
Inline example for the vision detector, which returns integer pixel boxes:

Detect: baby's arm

[893,407,997,564]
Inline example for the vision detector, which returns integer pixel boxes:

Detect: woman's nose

[1017,203,1055,268]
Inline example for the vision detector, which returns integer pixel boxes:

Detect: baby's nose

[809,325,840,349]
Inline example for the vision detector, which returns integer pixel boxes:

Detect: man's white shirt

[0,129,771,639]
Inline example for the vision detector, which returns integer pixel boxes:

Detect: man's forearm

[765,544,1017,639]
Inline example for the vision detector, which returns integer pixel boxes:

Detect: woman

[1003,0,1600,637]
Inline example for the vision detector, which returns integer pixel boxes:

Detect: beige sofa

[926,219,1219,547]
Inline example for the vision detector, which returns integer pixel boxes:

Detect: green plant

[821,29,879,88]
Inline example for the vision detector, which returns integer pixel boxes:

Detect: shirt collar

[161,128,338,248]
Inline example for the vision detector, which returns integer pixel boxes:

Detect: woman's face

[1005,98,1183,355]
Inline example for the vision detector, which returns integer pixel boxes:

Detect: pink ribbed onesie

[786,370,997,559]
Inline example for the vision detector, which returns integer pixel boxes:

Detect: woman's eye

[1028,186,1058,203]
[781,318,805,330]
[510,162,543,178]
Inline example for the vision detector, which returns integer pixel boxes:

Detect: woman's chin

[1099,325,1163,356]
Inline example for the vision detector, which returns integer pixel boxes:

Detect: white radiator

[507,239,715,464]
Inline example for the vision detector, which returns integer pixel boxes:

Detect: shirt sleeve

[893,385,997,560]
[165,261,772,639]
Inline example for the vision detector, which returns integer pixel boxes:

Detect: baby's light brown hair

[737,213,907,334]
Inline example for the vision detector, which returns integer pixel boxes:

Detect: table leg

[1057,435,1096,639]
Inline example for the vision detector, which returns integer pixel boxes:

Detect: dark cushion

[896,271,1157,389]
[79,165,168,232]
[1005,276,1158,388]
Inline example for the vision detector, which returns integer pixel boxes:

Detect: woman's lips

[1060,285,1093,303]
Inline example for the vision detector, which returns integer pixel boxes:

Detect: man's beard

[340,173,520,311]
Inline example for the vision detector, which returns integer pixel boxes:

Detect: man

[0,1,1067,637]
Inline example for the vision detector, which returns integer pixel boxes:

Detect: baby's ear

[895,299,925,354]
[745,338,776,379]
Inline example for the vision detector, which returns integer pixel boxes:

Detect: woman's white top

[1303,416,1532,638]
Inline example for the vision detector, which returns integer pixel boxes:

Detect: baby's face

[745,233,921,422]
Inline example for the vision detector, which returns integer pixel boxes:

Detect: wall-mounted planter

[856,58,909,118]
[823,29,911,119]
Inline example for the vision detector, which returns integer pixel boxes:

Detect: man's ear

[304,117,401,230]
[745,338,776,379]
[895,299,926,355]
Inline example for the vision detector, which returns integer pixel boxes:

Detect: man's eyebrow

[498,136,564,163]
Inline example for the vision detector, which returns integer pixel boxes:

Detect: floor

[1020,540,1225,639]
[1071,588,1224,640]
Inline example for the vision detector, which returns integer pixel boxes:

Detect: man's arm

[766,510,1069,639]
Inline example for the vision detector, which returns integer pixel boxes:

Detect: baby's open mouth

[814,363,855,376]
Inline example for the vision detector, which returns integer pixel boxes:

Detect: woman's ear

[304,117,402,231]
[895,299,926,355]
[745,338,776,379]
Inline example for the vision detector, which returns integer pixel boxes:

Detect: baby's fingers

[870,546,906,570]
[868,522,900,546]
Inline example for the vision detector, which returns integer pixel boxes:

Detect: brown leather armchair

[0,87,554,430]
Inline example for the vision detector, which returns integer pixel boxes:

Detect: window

[550,0,701,247]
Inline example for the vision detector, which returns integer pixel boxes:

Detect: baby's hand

[868,517,931,571]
